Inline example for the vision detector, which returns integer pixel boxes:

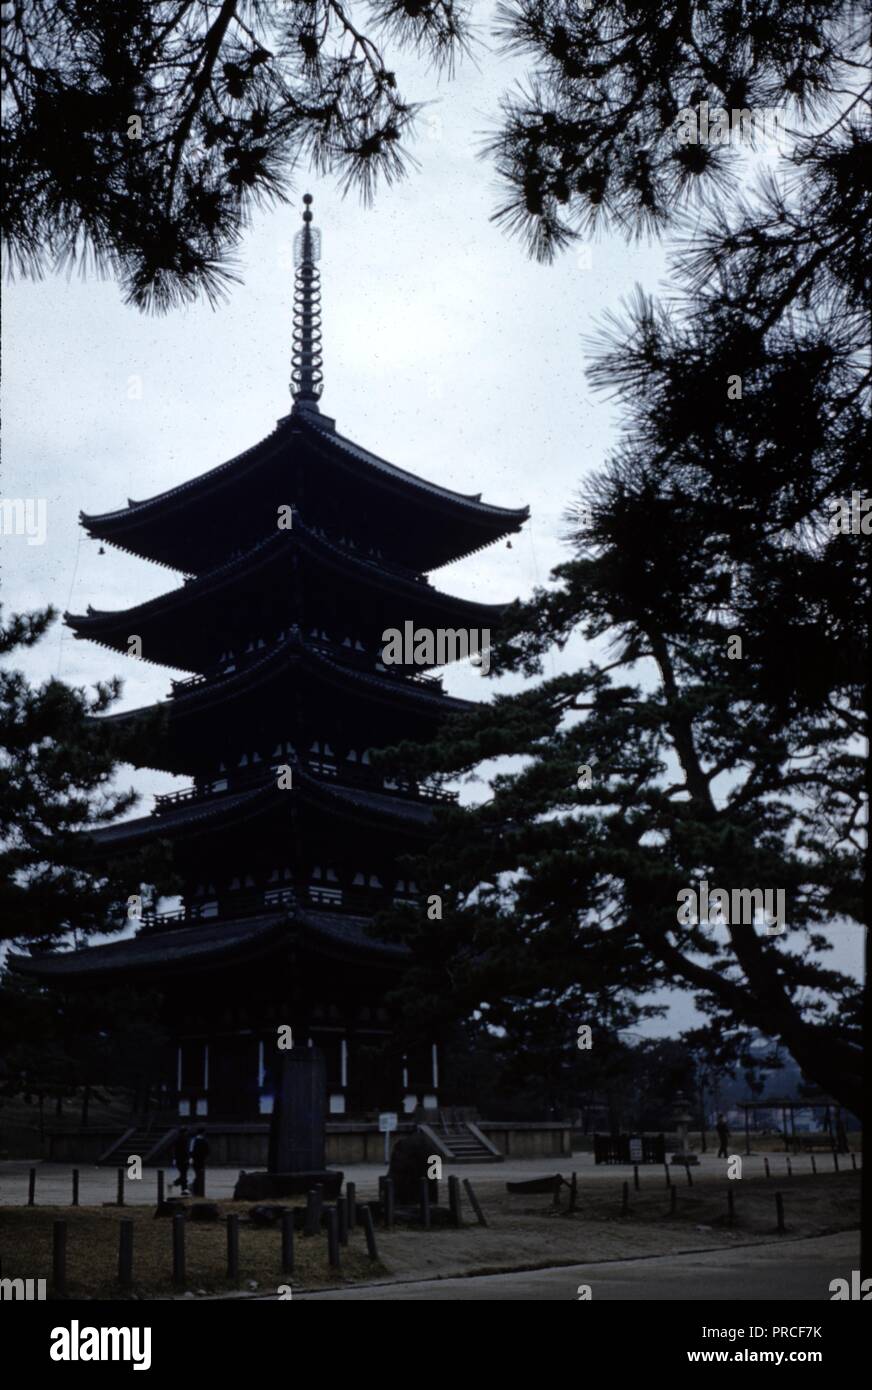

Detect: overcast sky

[1,2,861,1026]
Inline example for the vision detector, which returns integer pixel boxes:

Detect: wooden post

[227,1213,239,1281]
[633,1164,640,1191]
[157,1169,165,1205]
[361,1204,379,1261]
[670,1184,677,1215]
[71,1169,79,1207]
[764,1156,771,1179]
[383,1176,395,1230]
[304,1188,320,1236]
[685,1162,693,1187]
[116,1166,125,1207]
[172,1211,186,1285]
[462,1178,487,1227]
[568,1171,578,1214]
[419,1178,431,1230]
[118,1219,134,1288]
[28,1167,36,1206]
[621,1180,629,1216]
[833,1151,840,1173]
[775,1191,785,1234]
[851,1153,857,1171]
[326,1206,340,1268]
[727,1189,735,1225]
[346,1181,356,1229]
[786,1156,792,1179]
[52,1219,67,1295]
[338,1195,349,1246]
[811,1154,817,1175]
[448,1174,462,1227]
[281,1210,294,1273]
[664,1162,672,1187]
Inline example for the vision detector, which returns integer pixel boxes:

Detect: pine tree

[2,0,470,310]
[0,606,174,951]
[377,6,868,1119]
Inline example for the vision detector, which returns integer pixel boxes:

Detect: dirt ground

[0,1164,860,1300]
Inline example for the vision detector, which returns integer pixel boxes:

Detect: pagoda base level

[233,1169,343,1200]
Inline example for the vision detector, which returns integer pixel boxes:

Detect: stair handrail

[96,1125,138,1166]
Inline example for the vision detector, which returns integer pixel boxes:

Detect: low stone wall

[479,1122,572,1158]
[47,1119,572,1165]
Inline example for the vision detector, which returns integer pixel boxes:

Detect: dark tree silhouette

[2,0,470,309]
[0,606,174,950]
[486,0,868,258]
[376,8,868,1121]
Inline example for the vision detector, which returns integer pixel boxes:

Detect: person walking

[716,1113,730,1159]
[172,1125,190,1194]
[190,1126,210,1197]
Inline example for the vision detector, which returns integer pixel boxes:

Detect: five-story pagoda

[14,199,528,1123]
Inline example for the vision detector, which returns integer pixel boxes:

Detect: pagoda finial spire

[291,194,323,412]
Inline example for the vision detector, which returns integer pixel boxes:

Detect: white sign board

[629,1137,643,1163]
[379,1112,398,1133]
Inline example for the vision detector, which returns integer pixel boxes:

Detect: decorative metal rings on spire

[291,194,323,409]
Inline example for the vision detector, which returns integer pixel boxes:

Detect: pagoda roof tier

[82,762,438,855]
[8,906,408,984]
[103,633,473,775]
[65,519,507,674]
[81,410,528,576]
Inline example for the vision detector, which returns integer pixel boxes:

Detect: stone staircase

[97,1125,176,1168]
[423,1113,504,1164]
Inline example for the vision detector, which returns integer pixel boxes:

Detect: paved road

[292,1232,859,1301]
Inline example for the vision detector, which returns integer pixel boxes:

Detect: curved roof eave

[80,412,529,538]
[65,522,510,638]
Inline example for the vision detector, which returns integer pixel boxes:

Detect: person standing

[190,1126,210,1197]
[716,1113,730,1159]
[172,1125,190,1194]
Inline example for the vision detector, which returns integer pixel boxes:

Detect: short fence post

[786,1156,792,1179]
[118,1219,134,1288]
[633,1164,640,1192]
[685,1163,693,1187]
[664,1162,672,1188]
[462,1178,487,1227]
[281,1209,294,1274]
[383,1177,395,1230]
[172,1211,186,1285]
[304,1189,320,1236]
[764,1156,771,1179]
[448,1174,462,1227]
[53,1220,67,1295]
[71,1169,79,1207]
[116,1166,125,1207]
[568,1171,578,1214]
[227,1213,239,1281]
[833,1151,840,1173]
[157,1169,165,1206]
[850,1153,857,1172]
[326,1206,340,1269]
[346,1181,356,1229]
[338,1196,349,1246]
[28,1168,36,1206]
[775,1192,785,1234]
[811,1154,817,1176]
[419,1178,431,1230]
[361,1204,379,1261]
